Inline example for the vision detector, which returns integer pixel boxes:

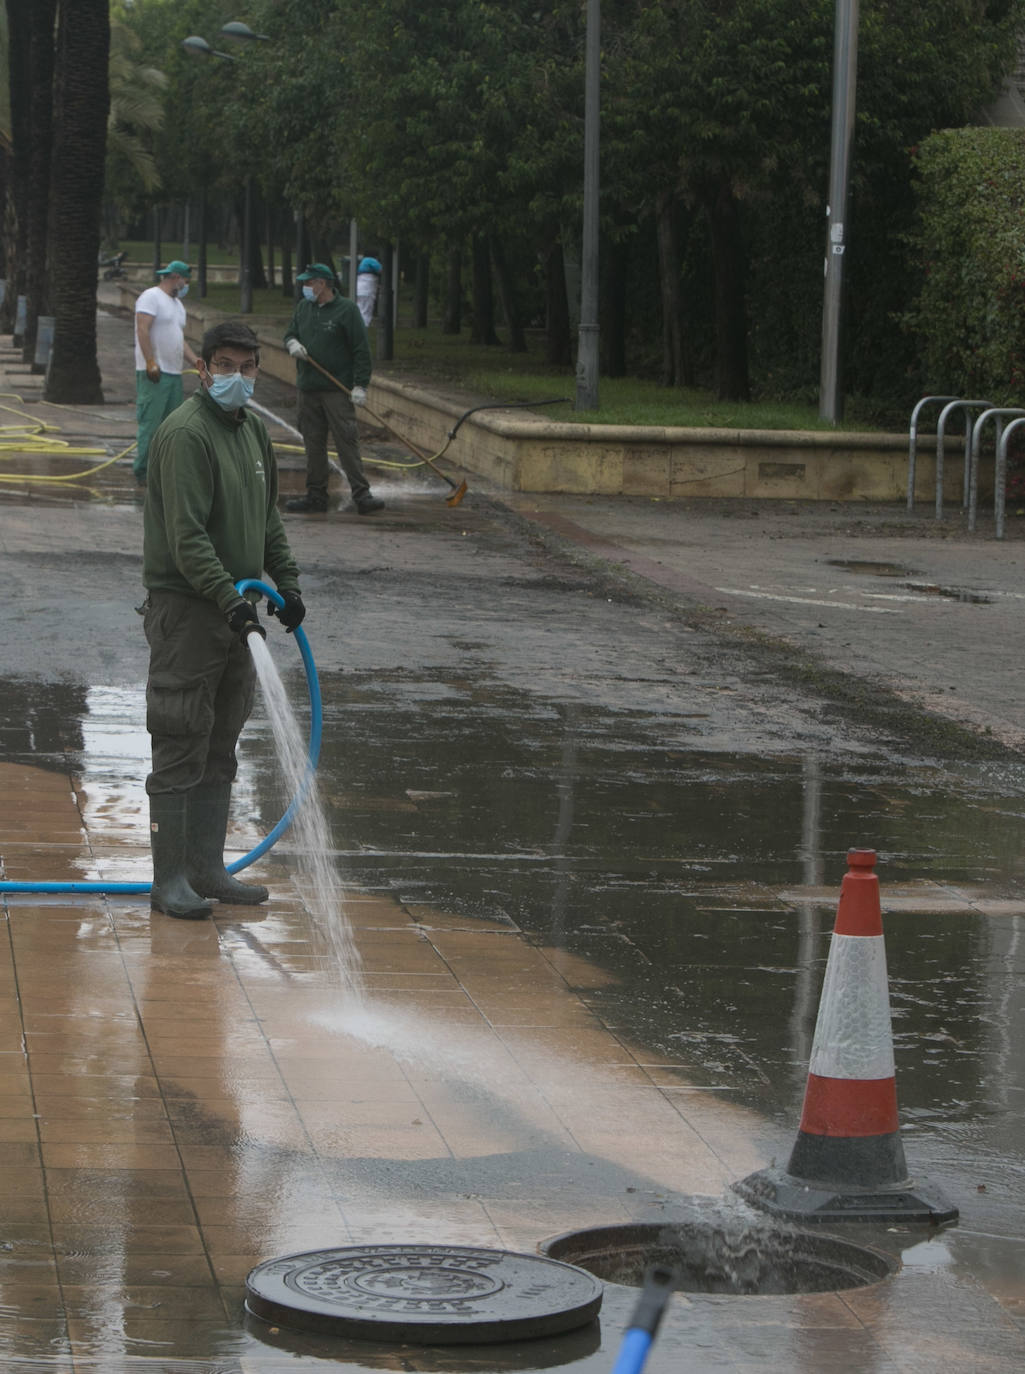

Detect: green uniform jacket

[284,293,372,392]
[143,389,301,614]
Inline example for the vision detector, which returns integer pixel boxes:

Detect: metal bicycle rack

[968,406,1025,531]
[993,415,1025,539]
[906,395,959,510]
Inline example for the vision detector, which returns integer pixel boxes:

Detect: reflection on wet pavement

[1,658,1024,1369]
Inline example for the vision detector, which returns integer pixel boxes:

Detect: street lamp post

[818,0,859,424]
[575,0,600,412]
[182,22,269,315]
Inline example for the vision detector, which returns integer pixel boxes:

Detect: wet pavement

[0,304,1023,1369]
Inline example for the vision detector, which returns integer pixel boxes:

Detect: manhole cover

[245,1244,603,1344]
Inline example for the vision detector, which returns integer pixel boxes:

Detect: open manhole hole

[541,1221,896,1294]
[245,1244,603,1343]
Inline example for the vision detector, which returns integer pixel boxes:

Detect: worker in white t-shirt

[134,260,198,485]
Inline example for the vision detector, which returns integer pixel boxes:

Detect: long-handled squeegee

[303,356,468,506]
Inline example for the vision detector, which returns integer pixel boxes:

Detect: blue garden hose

[610,1265,676,1374]
[0,579,320,895]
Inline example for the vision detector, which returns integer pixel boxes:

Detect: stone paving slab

[0,307,1023,1368]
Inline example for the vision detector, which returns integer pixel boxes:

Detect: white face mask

[207,372,255,410]
[302,285,317,302]
[176,283,189,299]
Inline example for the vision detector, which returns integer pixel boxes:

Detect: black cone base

[245,1244,603,1344]
[733,1166,959,1225]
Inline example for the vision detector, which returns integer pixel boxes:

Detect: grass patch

[379,326,851,430]
[119,241,882,431]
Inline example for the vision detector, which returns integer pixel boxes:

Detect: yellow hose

[0,390,135,482]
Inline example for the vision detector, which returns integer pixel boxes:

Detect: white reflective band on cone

[807,934,895,1081]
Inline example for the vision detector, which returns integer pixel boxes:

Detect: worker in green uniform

[283,262,385,515]
[142,320,306,920]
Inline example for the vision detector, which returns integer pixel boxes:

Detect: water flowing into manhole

[541,1220,896,1294]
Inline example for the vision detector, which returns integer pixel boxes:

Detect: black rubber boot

[186,782,269,905]
[285,493,328,513]
[149,793,212,920]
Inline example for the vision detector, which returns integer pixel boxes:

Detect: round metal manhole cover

[245,1244,604,1344]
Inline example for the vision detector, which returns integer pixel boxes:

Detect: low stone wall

[122,284,965,504]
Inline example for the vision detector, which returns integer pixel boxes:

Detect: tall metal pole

[240,174,253,314]
[575,0,600,412]
[819,0,859,423]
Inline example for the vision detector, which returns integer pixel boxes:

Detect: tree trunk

[656,190,687,388]
[601,235,627,378]
[197,189,208,298]
[311,233,334,279]
[701,174,750,402]
[3,0,31,334]
[376,239,394,361]
[24,0,57,366]
[544,238,572,366]
[414,253,429,328]
[296,214,312,276]
[265,199,275,290]
[44,0,110,404]
[470,235,499,345]
[443,244,461,334]
[490,235,526,352]
[278,210,291,296]
[280,208,293,296]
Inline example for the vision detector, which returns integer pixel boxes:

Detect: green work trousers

[143,590,256,795]
[135,371,184,483]
[296,388,370,503]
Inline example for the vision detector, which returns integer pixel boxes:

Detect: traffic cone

[733,849,957,1224]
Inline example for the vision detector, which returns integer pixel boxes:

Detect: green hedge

[908,127,1025,405]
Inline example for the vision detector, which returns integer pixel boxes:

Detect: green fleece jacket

[284,292,372,392]
[143,389,301,613]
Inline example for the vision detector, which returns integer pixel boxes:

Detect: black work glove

[269,589,306,633]
[225,598,266,641]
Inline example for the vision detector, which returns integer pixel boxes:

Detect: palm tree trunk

[23,0,57,365]
[3,0,31,335]
[44,0,110,404]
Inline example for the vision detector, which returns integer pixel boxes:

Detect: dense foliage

[111,0,1025,410]
[908,127,1025,404]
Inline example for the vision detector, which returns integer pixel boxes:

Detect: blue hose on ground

[609,1265,677,1374]
[0,579,321,895]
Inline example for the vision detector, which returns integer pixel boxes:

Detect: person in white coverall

[355,255,382,327]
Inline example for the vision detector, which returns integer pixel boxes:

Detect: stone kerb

[117,284,964,503]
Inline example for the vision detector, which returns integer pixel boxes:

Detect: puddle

[905,581,994,605]
[827,559,914,577]
[4,665,1025,1266]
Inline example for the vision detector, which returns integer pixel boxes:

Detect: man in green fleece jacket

[142,320,305,920]
[283,261,384,515]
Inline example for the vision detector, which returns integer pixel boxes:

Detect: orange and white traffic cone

[734,849,957,1224]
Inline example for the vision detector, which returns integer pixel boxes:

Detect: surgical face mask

[207,372,254,411]
[176,283,189,299]
[302,285,316,302]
